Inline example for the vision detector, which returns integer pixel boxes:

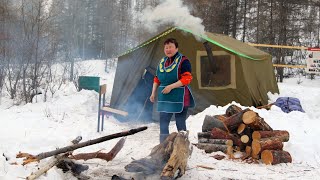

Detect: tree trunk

[223,109,250,133]
[161,131,191,179]
[202,115,227,132]
[225,104,242,117]
[261,150,292,165]
[252,130,289,142]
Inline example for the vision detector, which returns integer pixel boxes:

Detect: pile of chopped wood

[195,105,292,165]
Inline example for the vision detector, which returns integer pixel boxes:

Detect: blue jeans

[159,108,188,142]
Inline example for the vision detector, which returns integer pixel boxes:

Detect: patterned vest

[156,52,194,113]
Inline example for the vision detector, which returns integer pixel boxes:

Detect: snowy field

[1,60,320,180]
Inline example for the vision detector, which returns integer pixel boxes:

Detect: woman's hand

[161,85,173,94]
[150,93,155,103]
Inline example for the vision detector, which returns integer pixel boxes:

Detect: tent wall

[111,28,279,116]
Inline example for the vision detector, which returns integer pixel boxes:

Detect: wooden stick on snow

[26,136,82,180]
[17,126,147,165]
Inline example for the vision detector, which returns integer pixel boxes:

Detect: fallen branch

[17,126,147,165]
[196,165,215,170]
[26,136,82,180]
[70,138,126,161]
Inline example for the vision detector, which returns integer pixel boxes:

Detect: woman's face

[164,42,178,58]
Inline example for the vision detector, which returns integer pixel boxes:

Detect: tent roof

[118,27,269,60]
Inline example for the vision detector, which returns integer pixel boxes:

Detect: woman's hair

[164,38,178,48]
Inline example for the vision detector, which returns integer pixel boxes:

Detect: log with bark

[225,104,242,117]
[198,138,233,146]
[202,115,227,132]
[252,130,289,142]
[251,138,283,157]
[194,143,232,154]
[198,132,212,139]
[125,132,178,175]
[211,128,242,147]
[161,131,191,179]
[261,150,292,165]
[242,111,273,131]
[125,131,192,180]
[17,126,147,165]
[223,109,250,133]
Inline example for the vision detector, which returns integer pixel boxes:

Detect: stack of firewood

[195,105,292,165]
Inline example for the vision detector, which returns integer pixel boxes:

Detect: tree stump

[126,131,191,180]
[161,131,191,179]
[261,150,292,165]
[125,133,178,175]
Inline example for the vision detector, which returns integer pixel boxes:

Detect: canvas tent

[110,27,279,121]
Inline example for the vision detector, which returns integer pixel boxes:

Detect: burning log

[242,111,273,131]
[202,115,227,132]
[261,150,292,165]
[252,130,289,142]
[225,104,242,117]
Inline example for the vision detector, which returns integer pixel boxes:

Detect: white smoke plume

[138,0,206,38]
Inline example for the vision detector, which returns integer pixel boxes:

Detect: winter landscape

[0,60,319,180]
[1,0,320,180]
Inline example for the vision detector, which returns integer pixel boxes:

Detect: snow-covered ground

[1,60,320,180]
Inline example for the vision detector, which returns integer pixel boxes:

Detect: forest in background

[1,0,320,103]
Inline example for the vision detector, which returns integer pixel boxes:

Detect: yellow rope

[247,43,308,50]
[273,64,306,68]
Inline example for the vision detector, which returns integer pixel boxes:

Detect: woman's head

[164,38,178,58]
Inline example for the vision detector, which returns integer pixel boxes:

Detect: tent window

[196,51,236,90]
